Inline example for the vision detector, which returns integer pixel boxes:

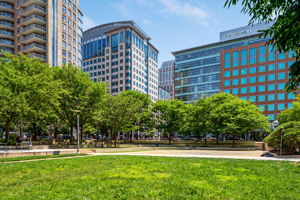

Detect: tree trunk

[232,138,235,148]
[216,134,219,145]
[129,131,133,143]
[169,133,172,145]
[4,120,10,143]
[204,133,207,146]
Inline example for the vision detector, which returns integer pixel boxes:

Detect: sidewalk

[92,150,300,162]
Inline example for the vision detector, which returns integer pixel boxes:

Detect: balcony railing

[22,33,46,42]
[21,43,46,51]
[22,23,46,32]
[0,11,14,18]
[0,20,13,27]
[30,52,46,60]
[23,4,46,14]
[21,14,46,23]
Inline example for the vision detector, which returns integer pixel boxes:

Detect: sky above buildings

[80,0,251,67]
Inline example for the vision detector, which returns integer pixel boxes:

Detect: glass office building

[172,22,275,103]
[83,21,159,100]
[159,60,175,99]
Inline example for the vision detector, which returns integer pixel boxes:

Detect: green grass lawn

[0,156,299,200]
[0,154,87,163]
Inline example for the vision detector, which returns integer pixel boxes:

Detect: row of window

[230,93,296,102]
[224,46,295,68]
[223,62,295,77]
[224,88,296,99]
[255,103,293,111]
[223,74,288,86]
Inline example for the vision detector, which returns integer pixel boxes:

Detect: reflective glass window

[278,104,285,110]
[268,84,275,91]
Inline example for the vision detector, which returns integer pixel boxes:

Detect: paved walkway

[92,150,300,162]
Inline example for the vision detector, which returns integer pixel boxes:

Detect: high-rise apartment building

[0,0,83,67]
[158,60,175,99]
[82,21,159,100]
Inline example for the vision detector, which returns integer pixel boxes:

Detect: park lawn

[0,156,299,200]
[0,154,87,163]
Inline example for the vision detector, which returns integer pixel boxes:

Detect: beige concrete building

[83,21,159,100]
[0,0,83,67]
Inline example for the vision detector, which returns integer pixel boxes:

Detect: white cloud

[142,18,152,25]
[82,16,97,31]
[135,0,153,7]
[111,0,132,18]
[157,0,211,25]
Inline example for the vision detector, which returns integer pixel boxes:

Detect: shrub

[264,122,300,154]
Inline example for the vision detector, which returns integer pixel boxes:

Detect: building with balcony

[159,60,175,99]
[0,0,83,67]
[83,21,159,100]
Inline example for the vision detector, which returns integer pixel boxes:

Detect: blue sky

[80,0,251,66]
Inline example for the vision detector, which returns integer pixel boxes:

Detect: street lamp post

[77,113,80,154]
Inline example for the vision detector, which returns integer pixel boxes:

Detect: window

[224,71,230,77]
[249,96,256,102]
[288,103,293,109]
[240,68,247,75]
[224,89,230,93]
[278,93,285,100]
[268,45,276,61]
[249,67,256,74]
[240,78,247,84]
[241,97,247,101]
[278,104,285,111]
[224,53,230,68]
[288,93,295,99]
[250,48,256,64]
[241,49,248,65]
[278,52,285,59]
[268,64,275,71]
[258,105,265,111]
[232,51,239,67]
[224,80,230,87]
[250,77,257,83]
[288,50,296,58]
[268,84,275,91]
[232,70,239,76]
[278,63,285,70]
[268,104,275,111]
[232,79,238,86]
[268,114,275,121]
[258,46,266,62]
[278,83,285,90]
[268,94,275,101]
[258,85,265,92]
[62,5,66,13]
[278,73,285,80]
[258,95,265,102]
[259,75,266,82]
[268,74,275,81]
[258,65,266,72]
[232,88,238,94]
[241,87,247,94]
[249,86,256,93]
[288,61,295,67]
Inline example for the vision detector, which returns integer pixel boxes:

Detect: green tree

[152,100,186,144]
[182,98,211,145]
[277,95,300,123]
[93,91,150,147]
[264,121,300,154]
[52,65,104,137]
[225,0,300,91]
[0,53,59,141]
[221,98,269,147]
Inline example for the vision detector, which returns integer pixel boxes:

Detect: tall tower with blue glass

[83,21,159,101]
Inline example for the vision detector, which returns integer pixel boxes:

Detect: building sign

[220,21,275,42]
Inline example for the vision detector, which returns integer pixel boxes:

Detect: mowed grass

[0,156,299,200]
